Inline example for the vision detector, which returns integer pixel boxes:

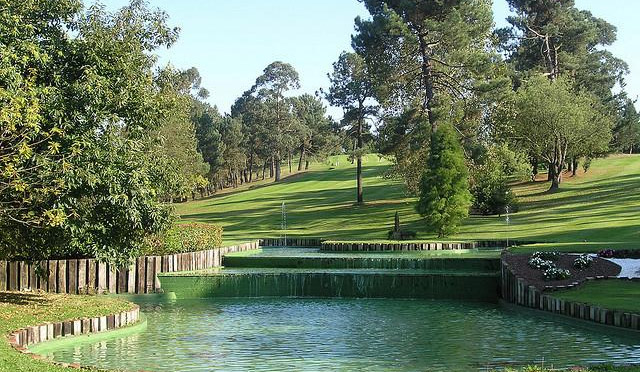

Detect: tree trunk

[270,157,274,178]
[288,151,292,173]
[547,162,553,182]
[548,141,567,191]
[275,153,281,182]
[417,29,437,133]
[572,157,578,177]
[530,156,538,181]
[248,153,254,182]
[298,145,305,171]
[305,160,310,170]
[356,117,363,204]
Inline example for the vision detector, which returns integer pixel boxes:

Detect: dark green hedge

[143,223,223,256]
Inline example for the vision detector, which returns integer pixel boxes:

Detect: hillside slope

[174,154,640,251]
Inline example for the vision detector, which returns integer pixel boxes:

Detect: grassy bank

[175,154,640,252]
[0,292,133,372]
[552,280,640,313]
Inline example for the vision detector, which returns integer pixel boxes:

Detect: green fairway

[174,154,640,252]
[552,280,640,313]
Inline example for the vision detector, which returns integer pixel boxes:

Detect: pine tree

[416,124,472,237]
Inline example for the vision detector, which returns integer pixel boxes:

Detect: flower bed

[503,253,621,290]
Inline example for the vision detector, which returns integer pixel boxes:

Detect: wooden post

[19,262,28,290]
[87,259,97,293]
[0,261,6,291]
[98,262,107,294]
[77,259,87,294]
[127,263,136,293]
[108,265,117,294]
[68,259,77,294]
[118,267,127,294]
[136,257,145,294]
[48,261,57,293]
[57,260,67,293]
[154,257,161,291]
[145,256,154,293]
[29,263,37,290]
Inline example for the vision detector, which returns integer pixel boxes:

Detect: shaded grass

[552,280,640,313]
[0,292,133,372]
[175,154,640,253]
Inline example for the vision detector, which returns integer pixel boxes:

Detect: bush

[543,267,571,281]
[531,251,560,261]
[143,223,223,256]
[470,144,527,216]
[598,249,640,259]
[528,257,555,270]
[573,254,594,269]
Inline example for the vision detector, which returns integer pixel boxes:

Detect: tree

[352,0,504,194]
[498,0,629,168]
[325,52,376,203]
[1,0,177,263]
[150,66,209,202]
[612,96,640,154]
[506,76,612,190]
[291,94,339,171]
[416,124,472,237]
[252,62,300,182]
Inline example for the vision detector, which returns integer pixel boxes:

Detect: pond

[32,297,640,371]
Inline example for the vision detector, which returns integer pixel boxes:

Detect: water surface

[34,298,640,371]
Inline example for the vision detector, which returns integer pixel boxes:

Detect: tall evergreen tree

[416,124,472,237]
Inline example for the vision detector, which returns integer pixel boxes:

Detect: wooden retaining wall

[320,240,538,252]
[0,241,258,295]
[9,306,141,350]
[260,237,323,247]
[501,260,640,331]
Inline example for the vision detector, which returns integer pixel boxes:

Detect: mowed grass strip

[552,280,640,313]
[0,292,133,372]
[175,154,640,252]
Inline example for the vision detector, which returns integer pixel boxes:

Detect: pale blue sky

[94,1,640,117]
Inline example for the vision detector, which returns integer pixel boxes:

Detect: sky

[93,0,640,118]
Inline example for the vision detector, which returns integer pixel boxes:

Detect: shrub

[143,223,223,256]
[598,249,640,259]
[528,257,555,270]
[573,254,594,269]
[470,144,527,216]
[543,267,571,281]
[531,251,560,261]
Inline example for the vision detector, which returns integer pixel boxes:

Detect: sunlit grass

[174,154,640,253]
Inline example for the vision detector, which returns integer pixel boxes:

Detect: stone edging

[8,305,141,369]
[501,260,640,331]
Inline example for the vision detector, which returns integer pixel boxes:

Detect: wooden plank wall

[501,260,640,331]
[0,241,258,295]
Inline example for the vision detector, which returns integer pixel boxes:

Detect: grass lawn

[552,280,640,313]
[0,292,133,372]
[175,154,640,253]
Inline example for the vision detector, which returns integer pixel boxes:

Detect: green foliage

[416,125,472,238]
[144,223,223,256]
[149,66,210,202]
[0,1,177,264]
[471,145,527,215]
[503,76,612,189]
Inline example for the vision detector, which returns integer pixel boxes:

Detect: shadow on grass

[0,292,47,306]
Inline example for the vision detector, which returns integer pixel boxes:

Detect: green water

[34,297,640,371]
[158,268,499,300]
